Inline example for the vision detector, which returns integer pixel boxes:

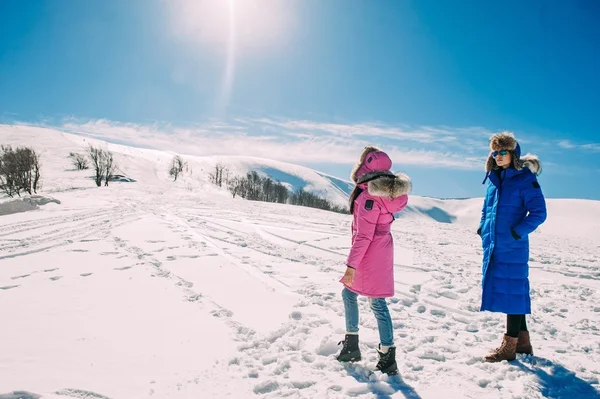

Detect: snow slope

[0,125,351,207]
[1,125,599,399]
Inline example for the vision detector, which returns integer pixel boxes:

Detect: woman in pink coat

[336,146,411,375]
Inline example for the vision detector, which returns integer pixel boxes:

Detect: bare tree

[262,178,273,202]
[0,145,42,197]
[0,145,19,197]
[274,183,289,204]
[88,146,106,187]
[31,149,41,194]
[210,163,228,187]
[169,155,186,182]
[227,176,242,198]
[15,147,33,194]
[69,152,89,170]
[103,150,117,186]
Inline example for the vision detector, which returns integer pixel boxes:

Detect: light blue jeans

[342,287,394,347]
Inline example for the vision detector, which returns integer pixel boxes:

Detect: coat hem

[343,284,394,299]
[480,306,532,315]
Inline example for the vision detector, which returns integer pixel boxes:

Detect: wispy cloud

[12,116,593,171]
[558,140,576,149]
[57,117,486,170]
[253,118,492,145]
[557,139,600,152]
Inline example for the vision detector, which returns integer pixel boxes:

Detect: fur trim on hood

[519,154,542,175]
[350,146,381,183]
[367,172,412,198]
[349,171,411,212]
[485,131,528,172]
[485,153,542,175]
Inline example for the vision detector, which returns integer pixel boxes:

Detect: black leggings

[506,314,528,338]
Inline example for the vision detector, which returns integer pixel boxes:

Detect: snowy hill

[0,124,351,207]
[1,124,599,399]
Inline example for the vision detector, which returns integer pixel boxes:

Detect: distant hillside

[1,124,598,240]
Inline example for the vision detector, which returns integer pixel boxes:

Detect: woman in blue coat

[478,132,547,362]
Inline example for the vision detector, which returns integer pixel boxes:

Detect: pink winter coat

[342,148,411,298]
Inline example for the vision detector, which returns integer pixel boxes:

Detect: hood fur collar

[362,172,412,198]
[485,153,542,175]
[349,171,411,212]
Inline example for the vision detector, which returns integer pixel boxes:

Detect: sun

[165,0,295,113]
[166,0,295,53]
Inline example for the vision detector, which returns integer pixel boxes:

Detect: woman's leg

[506,314,524,338]
[338,288,362,362]
[342,288,359,334]
[369,298,394,347]
[520,315,528,331]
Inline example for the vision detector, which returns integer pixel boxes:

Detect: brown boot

[484,334,518,363]
[516,330,533,355]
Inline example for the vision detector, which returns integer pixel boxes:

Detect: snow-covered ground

[1,125,599,399]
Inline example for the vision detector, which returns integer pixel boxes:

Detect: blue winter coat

[479,156,547,314]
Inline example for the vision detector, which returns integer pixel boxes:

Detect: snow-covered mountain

[1,124,599,399]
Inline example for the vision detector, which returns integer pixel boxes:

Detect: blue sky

[1,0,599,199]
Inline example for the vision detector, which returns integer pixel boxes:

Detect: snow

[1,124,599,399]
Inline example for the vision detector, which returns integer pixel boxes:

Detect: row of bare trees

[227,171,289,203]
[0,145,41,198]
[225,170,348,214]
[164,156,348,214]
[289,188,348,213]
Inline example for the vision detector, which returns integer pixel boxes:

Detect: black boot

[375,346,398,375]
[336,334,361,362]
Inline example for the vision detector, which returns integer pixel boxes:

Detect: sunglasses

[492,149,509,157]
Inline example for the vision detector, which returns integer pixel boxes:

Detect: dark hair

[349,186,363,214]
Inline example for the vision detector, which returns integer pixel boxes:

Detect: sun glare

[167,0,295,52]
[166,0,296,113]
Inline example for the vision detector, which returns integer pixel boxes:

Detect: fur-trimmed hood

[348,146,411,213]
[350,146,392,183]
[349,171,411,213]
[484,131,542,176]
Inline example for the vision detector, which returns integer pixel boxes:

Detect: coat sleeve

[397,194,409,213]
[479,198,486,230]
[346,198,379,269]
[513,176,547,237]
[479,184,491,231]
